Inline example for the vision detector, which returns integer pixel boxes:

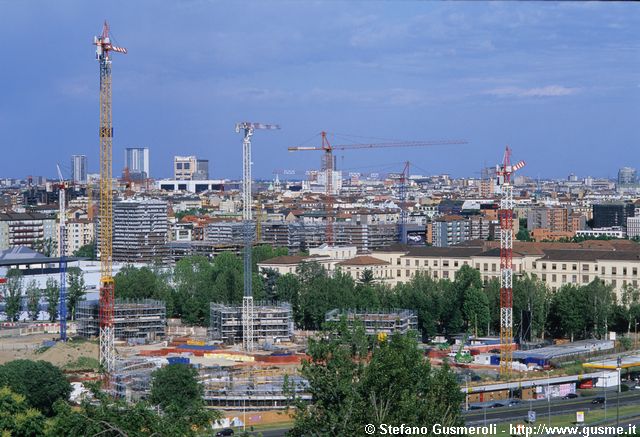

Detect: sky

[0,1,638,181]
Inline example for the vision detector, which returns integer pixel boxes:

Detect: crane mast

[94,21,127,375]
[236,122,279,352]
[56,165,67,341]
[496,146,525,379]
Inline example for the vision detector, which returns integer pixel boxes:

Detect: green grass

[62,356,100,370]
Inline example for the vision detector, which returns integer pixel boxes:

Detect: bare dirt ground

[0,333,98,366]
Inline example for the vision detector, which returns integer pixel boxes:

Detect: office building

[618,167,637,187]
[71,155,87,184]
[194,159,209,180]
[593,203,635,229]
[174,156,197,180]
[124,147,150,180]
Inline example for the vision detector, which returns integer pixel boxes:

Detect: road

[464,391,640,425]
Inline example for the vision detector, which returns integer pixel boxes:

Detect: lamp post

[465,376,469,412]
[547,370,551,427]
[616,356,622,428]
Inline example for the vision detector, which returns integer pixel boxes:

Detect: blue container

[177,344,218,351]
[490,355,500,366]
[167,357,190,365]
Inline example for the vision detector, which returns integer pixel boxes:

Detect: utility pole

[616,356,621,428]
[236,122,279,352]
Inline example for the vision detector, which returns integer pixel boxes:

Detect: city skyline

[0,1,638,180]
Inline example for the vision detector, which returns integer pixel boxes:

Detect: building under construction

[210,302,293,345]
[77,299,166,341]
[325,308,418,336]
[202,366,310,410]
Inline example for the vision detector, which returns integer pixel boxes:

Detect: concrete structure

[156,179,227,193]
[205,221,245,245]
[576,227,625,239]
[174,156,198,180]
[429,215,470,247]
[99,199,168,263]
[63,219,94,255]
[210,302,293,345]
[324,309,418,335]
[124,147,150,180]
[76,299,166,340]
[0,212,57,250]
[627,216,640,239]
[71,155,88,184]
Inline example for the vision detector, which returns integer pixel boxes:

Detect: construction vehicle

[448,333,473,364]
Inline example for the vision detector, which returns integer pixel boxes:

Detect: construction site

[210,302,294,345]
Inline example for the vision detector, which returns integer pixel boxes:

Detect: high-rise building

[71,155,88,184]
[593,203,635,228]
[174,156,197,180]
[124,147,150,180]
[617,167,637,187]
[194,159,209,180]
[97,199,168,263]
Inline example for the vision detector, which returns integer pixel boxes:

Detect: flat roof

[512,340,614,361]
[583,354,640,370]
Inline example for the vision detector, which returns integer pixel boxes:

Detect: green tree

[549,285,585,341]
[114,265,159,300]
[33,238,57,257]
[3,270,23,322]
[516,228,532,242]
[43,278,59,322]
[72,241,95,259]
[25,279,40,321]
[252,245,288,272]
[462,286,490,336]
[513,274,551,340]
[66,267,86,321]
[288,323,463,436]
[0,387,45,437]
[261,267,281,301]
[360,268,375,285]
[149,363,218,429]
[0,359,71,416]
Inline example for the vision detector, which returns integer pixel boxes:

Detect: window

[582,275,589,283]
[572,264,577,271]
[483,263,488,272]
[582,264,589,271]
[396,258,401,265]
[562,274,567,282]
[634,268,638,276]
[475,263,480,269]
[492,264,497,272]
[552,264,557,270]
[424,260,428,266]
[612,279,617,287]
[542,274,547,281]
[397,269,401,277]
[562,264,567,270]
[405,269,410,277]
[443,271,449,279]
[552,274,557,282]
[406,259,410,266]
[542,263,547,270]
[434,260,438,267]
[533,262,537,269]
[443,260,449,267]
[454,261,459,267]
[572,275,577,283]
[612,267,617,275]
[415,260,419,267]
[623,267,628,275]
[601,267,605,275]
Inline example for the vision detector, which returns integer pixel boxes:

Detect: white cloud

[484,85,580,98]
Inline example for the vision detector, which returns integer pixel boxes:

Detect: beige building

[174,156,198,180]
[64,219,94,255]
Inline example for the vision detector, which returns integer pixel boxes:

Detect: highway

[464,391,640,425]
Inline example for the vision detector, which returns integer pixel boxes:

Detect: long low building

[260,239,640,297]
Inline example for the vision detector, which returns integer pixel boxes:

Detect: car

[467,405,483,410]
[562,393,579,399]
[215,429,234,437]
[591,396,606,404]
[507,399,521,407]
[489,402,505,408]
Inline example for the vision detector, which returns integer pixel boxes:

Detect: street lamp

[616,356,622,428]
[547,370,551,427]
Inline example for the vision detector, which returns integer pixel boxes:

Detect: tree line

[112,246,640,342]
[1,268,86,322]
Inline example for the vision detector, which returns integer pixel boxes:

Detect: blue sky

[0,1,638,180]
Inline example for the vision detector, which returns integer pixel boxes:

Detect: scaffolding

[77,299,166,341]
[325,308,418,335]
[201,366,310,410]
[210,302,293,345]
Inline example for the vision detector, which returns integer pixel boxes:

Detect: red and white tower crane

[495,146,525,379]
[289,133,467,245]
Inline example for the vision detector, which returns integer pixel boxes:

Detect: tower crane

[94,20,127,376]
[495,146,525,379]
[289,133,468,245]
[398,161,410,244]
[56,165,68,341]
[236,122,280,352]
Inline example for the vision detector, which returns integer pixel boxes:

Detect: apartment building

[0,212,56,250]
[98,199,168,263]
[64,219,94,255]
